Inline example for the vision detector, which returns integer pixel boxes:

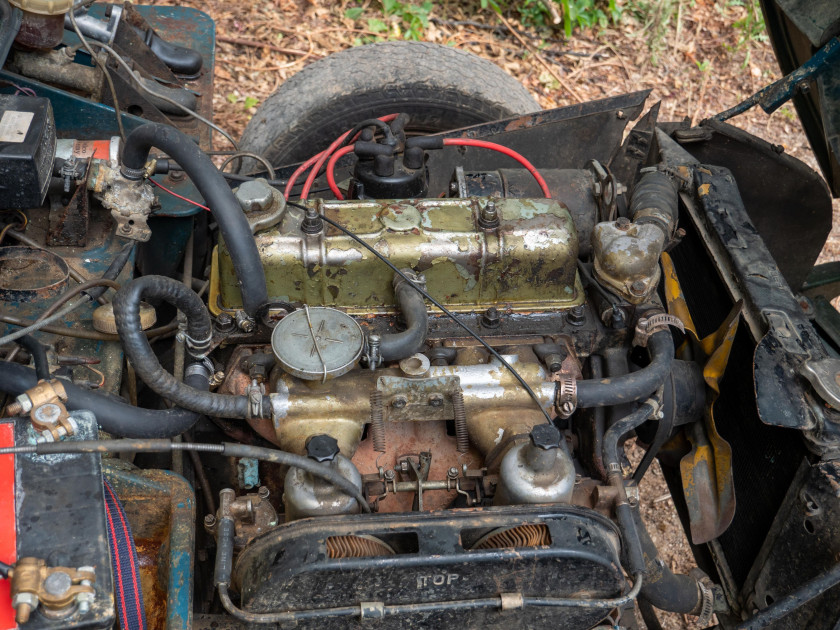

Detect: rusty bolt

[630,280,647,295]
[384,469,396,481]
[478,200,500,228]
[428,394,444,408]
[392,396,408,409]
[258,486,270,500]
[481,306,501,329]
[215,312,235,333]
[448,466,459,479]
[568,305,586,326]
[168,169,186,182]
[615,216,631,230]
[204,514,216,528]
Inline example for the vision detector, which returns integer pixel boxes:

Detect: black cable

[0,439,370,513]
[286,201,552,424]
[0,559,12,578]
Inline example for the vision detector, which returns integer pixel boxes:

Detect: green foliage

[243,96,260,109]
[624,0,680,64]
[729,0,767,49]
[345,1,433,41]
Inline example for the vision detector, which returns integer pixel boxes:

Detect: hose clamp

[633,313,685,347]
[119,164,146,181]
[184,358,214,382]
[697,577,715,626]
[176,326,213,359]
[555,375,577,419]
[245,380,265,420]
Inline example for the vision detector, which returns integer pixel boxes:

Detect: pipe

[14,335,49,380]
[0,361,203,438]
[736,562,840,630]
[86,240,135,301]
[630,170,679,237]
[379,273,428,362]
[602,401,657,577]
[113,275,268,419]
[577,331,674,408]
[633,507,703,615]
[119,123,267,315]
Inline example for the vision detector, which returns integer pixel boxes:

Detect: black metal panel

[679,120,832,291]
[233,506,625,630]
[743,461,840,629]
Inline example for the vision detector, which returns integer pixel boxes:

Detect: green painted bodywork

[217,197,582,314]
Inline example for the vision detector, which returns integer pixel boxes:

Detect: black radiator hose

[576,330,674,408]
[119,123,267,316]
[379,273,428,362]
[113,275,269,419]
[633,507,704,615]
[0,361,204,438]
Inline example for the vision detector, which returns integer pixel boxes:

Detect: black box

[0,95,55,209]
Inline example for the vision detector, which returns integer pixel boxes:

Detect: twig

[691,68,710,127]
[496,11,583,103]
[541,0,562,25]
[217,34,321,58]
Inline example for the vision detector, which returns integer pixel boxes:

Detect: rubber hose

[630,170,679,236]
[113,275,267,419]
[379,278,428,362]
[0,361,203,438]
[634,507,702,614]
[85,240,135,302]
[120,123,267,315]
[15,335,49,380]
[577,331,674,408]
[602,402,657,577]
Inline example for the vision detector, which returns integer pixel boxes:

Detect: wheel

[239,41,540,166]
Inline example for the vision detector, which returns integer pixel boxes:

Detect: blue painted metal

[237,457,260,490]
[713,37,840,122]
[103,459,196,630]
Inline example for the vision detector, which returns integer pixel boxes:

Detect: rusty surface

[47,181,89,247]
[0,246,69,303]
[472,523,550,549]
[325,534,394,558]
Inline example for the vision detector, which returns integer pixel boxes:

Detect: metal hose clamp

[633,313,685,347]
[176,325,213,359]
[555,375,577,419]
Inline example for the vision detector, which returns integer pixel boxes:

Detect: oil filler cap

[270,307,363,381]
[92,301,156,334]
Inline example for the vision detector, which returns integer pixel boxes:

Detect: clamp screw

[391,396,408,409]
[568,305,586,326]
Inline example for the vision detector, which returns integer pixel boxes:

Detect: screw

[568,305,586,326]
[204,514,216,528]
[168,169,186,182]
[391,396,408,409]
[448,466,459,479]
[615,216,631,230]
[428,394,444,408]
[258,486,270,500]
[481,306,501,328]
[384,469,396,481]
[215,312,235,333]
[235,311,256,333]
[300,206,324,235]
[6,401,23,417]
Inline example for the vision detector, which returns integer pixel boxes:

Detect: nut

[391,396,408,409]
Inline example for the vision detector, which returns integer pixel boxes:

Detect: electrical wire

[87,39,238,149]
[442,138,551,198]
[68,9,126,142]
[325,145,355,199]
[0,298,89,347]
[149,179,210,211]
[218,151,276,180]
[287,201,553,423]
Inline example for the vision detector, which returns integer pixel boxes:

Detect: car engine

[3,4,840,630]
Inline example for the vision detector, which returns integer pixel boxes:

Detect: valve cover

[213,197,582,314]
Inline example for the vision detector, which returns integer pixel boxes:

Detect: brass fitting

[9,558,95,623]
[6,380,75,442]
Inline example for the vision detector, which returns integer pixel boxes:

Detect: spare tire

[239,41,540,167]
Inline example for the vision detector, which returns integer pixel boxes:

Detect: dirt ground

[144,1,837,628]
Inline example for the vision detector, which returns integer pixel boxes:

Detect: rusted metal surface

[103,460,195,630]
[325,534,394,558]
[0,246,69,303]
[472,523,550,549]
[13,49,101,97]
[47,182,89,247]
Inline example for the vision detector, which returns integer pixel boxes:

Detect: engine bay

[2,4,840,629]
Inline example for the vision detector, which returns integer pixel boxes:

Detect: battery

[0,95,56,209]
[0,412,115,630]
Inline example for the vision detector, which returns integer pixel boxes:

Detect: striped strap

[103,479,147,630]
